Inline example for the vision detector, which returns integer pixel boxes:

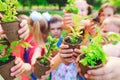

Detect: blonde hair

[31,18,48,45]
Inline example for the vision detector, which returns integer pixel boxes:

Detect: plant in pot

[0,39,15,80]
[34,36,58,79]
[78,29,108,80]
[0,1,32,79]
[0,39,31,80]
[63,12,89,49]
[0,0,20,43]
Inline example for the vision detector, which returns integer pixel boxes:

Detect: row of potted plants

[0,0,32,80]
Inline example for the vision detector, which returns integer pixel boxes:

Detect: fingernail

[88,71,91,74]
[10,73,14,76]
[11,68,14,72]
[84,74,88,78]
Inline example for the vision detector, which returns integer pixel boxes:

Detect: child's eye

[57,27,62,30]
[103,30,108,33]
[107,14,111,17]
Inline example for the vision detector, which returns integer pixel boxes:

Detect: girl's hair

[29,11,48,45]
[31,18,48,45]
[98,3,116,16]
[101,15,120,33]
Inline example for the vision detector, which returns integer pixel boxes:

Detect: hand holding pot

[85,20,97,37]
[59,43,82,65]
[59,43,74,65]
[84,57,120,80]
[18,20,29,40]
[10,57,31,77]
[38,70,51,80]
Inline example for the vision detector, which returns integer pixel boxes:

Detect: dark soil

[0,56,15,66]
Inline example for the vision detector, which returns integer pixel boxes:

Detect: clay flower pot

[63,34,83,49]
[0,56,15,80]
[1,20,20,43]
[78,54,104,80]
[34,57,50,79]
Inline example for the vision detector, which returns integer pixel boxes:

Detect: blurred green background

[13,0,120,16]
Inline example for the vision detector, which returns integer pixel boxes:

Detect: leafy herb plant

[0,0,18,22]
[80,29,107,66]
[0,43,12,62]
[65,14,91,44]
[107,32,120,45]
[0,40,32,62]
[65,0,79,14]
[40,36,58,65]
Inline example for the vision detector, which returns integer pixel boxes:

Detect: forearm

[51,53,62,70]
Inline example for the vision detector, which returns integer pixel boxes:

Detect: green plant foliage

[68,14,91,44]
[0,43,12,62]
[80,28,107,66]
[109,0,120,7]
[40,36,58,64]
[65,0,79,14]
[0,0,18,22]
[0,40,32,62]
[107,32,120,45]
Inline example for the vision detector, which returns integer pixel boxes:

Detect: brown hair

[48,14,63,28]
[98,3,116,16]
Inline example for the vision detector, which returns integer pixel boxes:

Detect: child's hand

[10,57,25,77]
[59,43,73,65]
[18,20,29,39]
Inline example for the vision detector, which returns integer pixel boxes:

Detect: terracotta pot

[34,57,50,79]
[63,34,83,49]
[78,54,104,80]
[0,21,20,43]
[0,56,15,80]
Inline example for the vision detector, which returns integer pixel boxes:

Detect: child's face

[76,1,88,16]
[102,23,120,33]
[99,7,114,24]
[50,21,62,38]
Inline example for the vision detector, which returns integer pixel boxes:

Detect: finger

[64,13,72,17]
[18,24,28,34]
[11,63,24,77]
[41,71,50,80]
[65,20,73,24]
[14,66,24,77]
[86,72,113,80]
[19,20,27,28]
[60,53,73,58]
[19,29,29,39]
[73,52,78,58]
[87,65,112,76]
[78,68,83,76]
[60,44,69,49]
[11,59,23,72]
[60,49,73,54]
[74,48,82,54]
